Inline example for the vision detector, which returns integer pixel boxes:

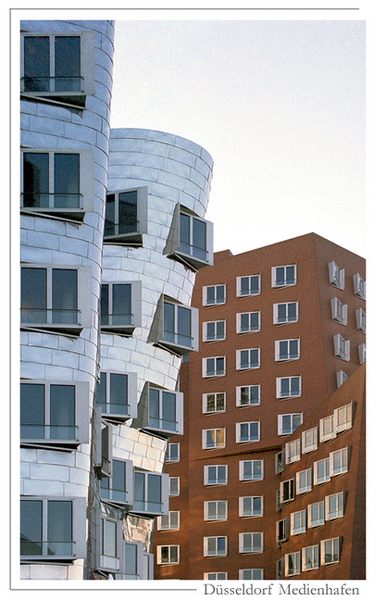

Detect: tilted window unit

[353,273,366,299]
[203,536,227,557]
[202,392,226,414]
[236,311,260,334]
[321,537,340,565]
[236,347,260,370]
[203,319,226,342]
[302,427,318,454]
[204,500,228,522]
[135,383,183,437]
[202,356,226,378]
[355,307,366,333]
[202,428,226,450]
[157,511,180,531]
[239,459,264,481]
[302,545,319,572]
[239,496,263,518]
[100,459,134,508]
[164,203,213,270]
[239,532,263,554]
[330,297,348,325]
[132,470,169,517]
[165,442,180,463]
[328,261,345,290]
[204,465,228,486]
[95,371,137,422]
[149,294,198,355]
[275,338,300,361]
[285,551,301,576]
[333,333,350,361]
[276,376,302,399]
[100,281,142,336]
[104,187,148,246]
[308,500,325,528]
[236,421,260,443]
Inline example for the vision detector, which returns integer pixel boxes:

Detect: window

[330,448,348,476]
[203,284,226,306]
[169,477,180,496]
[204,572,228,580]
[285,439,300,464]
[336,370,348,387]
[239,569,263,580]
[96,372,137,421]
[276,376,301,399]
[280,479,295,503]
[204,465,228,486]
[278,413,303,436]
[355,307,366,333]
[308,501,325,527]
[321,537,340,565]
[276,518,289,543]
[275,490,281,512]
[165,442,180,463]
[157,511,180,531]
[353,273,366,299]
[202,428,226,449]
[272,265,296,288]
[275,339,300,361]
[21,265,85,333]
[104,187,148,245]
[296,468,312,494]
[236,311,260,334]
[358,343,366,364]
[101,281,142,335]
[236,348,260,370]
[141,385,183,436]
[328,261,345,290]
[100,518,119,572]
[114,541,143,580]
[203,320,226,342]
[275,451,284,474]
[236,385,260,407]
[203,356,226,377]
[203,392,226,414]
[239,532,263,554]
[302,427,318,453]
[133,470,168,516]
[204,536,227,557]
[290,510,306,536]
[334,403,353,433]
[313,458,331,485]
[20,498,82,559]
[319,415,336,442]
[20,380,88,447]
[333,333,350,361]
[236,421,260,443]
[302,545,319,572]
[100,459,133,506]
[165,204,213,270]
[236,274,261,297]
[325,492,344,520]
[155,296,198,354]
[285,552,301,576]
[204,500,228,521]
[21,150,93,220]
[273,301,298,325]
[157,545,179,565]
[239,459,264,481]
[239,496,263,518]
[21,32,95,104]
[94,420,113,477]
[276,558,284,580]
[330,297,348,325]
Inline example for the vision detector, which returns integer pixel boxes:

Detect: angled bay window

[276,376,301,399]
[330,447,349,476]
[133,470,169,517]
[20,380,88,448]
[272,265,296,288]
[236,421,260,443]
[296,468,312,494]
[203,392,226,414]
[328,261,345,290]
[202,427,226,450]
[353,273,366,299]
[239,532,263,554]
[333,333,350,361]
[239,459,264,481]
[330,297,348,325]
[239,496,263,518]
[236,384,260,407]
[355,307,366,333]
[96,371,137,421]
[138,383,183,436]
[203,284,226,306]
[21,264,90,334]
[203,320,226,342]
[101,281,141,336]
[236,274,261,297]
[273,301,298,325]
[204,465,228,486]
[314,458,331,485]
[285,439,300,464]
[236,311,260,334]
[100,459,133,507]
[203,356,226,378]
[275,338,300,361]
[150,295,198,354]
[20,497,85,560]
[278,413,303,436]
[319,415,336,442]
[302,427,318,453]
[334,403,353,433]
[290,510,306,535]
[21,32,95,105]
[165,204,213,270]
[236,348,260,370]
[104,187,147,245]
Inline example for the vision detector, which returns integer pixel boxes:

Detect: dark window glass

[101,284,109,325]
[112,284,132,325]
[288,302,297,321]
[276,267,285,286]
[112,460,126,502]
[192,217,207,259]
[179,213,190,248]
[240,313,250,332]
[55,36,81,91]
[21,268,47,323]
[149,388,160,425]
[163,302,175,343]
[162,391,177,431]
[177,306,191,346]
[47,501,72,556]
[50,384,75,440]
[119,191,138,234]
[216,286,225,304]
[110,373,128,414]
[101,426,110,473]
[104,194,115,236]
[54,154,80,208]
[134,471,145,507]
[125,543,138,577]
[24,36,50,91]
[103,520,117,557]
[20,383,45,439]
[52,268,78,324]
[23,153,49,208]
[148,474,162,511]
[96,372,107,407]
[206,287,215,305]
[287,265,296,284]
[206,322,216,340]
[21,500,42,555]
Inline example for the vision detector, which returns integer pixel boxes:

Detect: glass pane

[163,302,175,342]
[52,269,78,324]
[177,306,192,347]
[192,217,207,259]
[96,372,107,407]
[23,153,49,208]
[103,520,117,557]
[290,340,298,358]
[101,284,108,325]
[149,388,160,426]
[277,304,287,322]
[50,384,75,440]
[147,474,162,511]
[250,312,259,330]
[112,460,126,502]
[276,267,285,286]
[240,277,250,295]
[180,213,190,247]
[21,268,47,323]
[110,373,128,414]
[119,191,138,234]
[162,392,177,430]
[55,36,81,91]
[253,461,262,478]
[112,284,132,325]
[20,383,45,439]
[134,471,145,504]
[287,265,295,284]
[47,501,72,556]
[125,543,138,577]
[24,36,50,91]
[240,313,249,332]
[21,500,42,555]
[104,194,115,236]
[288,303,297,321]
[54,154,80,208]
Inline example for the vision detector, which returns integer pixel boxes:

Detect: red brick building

[154,233,366,580]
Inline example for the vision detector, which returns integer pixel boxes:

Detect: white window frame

[302,545,319,572]
[330,297,348,325]
[202,428,226,450]
[313,458,331,485]
[236,311,261,334]
[203,536,228,558]
[275,339,300,362]
[204,465,228,486]
[321,537,340,565]
[236,384,260,407]
[330,447,349,476]
[279,479,295,503]
[325,492,344,520]
[204,500,228,522]
[202,392,226,414]
[236,274,261,297]
[239,568,263,580]
[353,273,366,299]
[302,427,318,453]
[308,500,325,528]
[202,356,226,378]
[355,307,366,333]
[203,319,226,342]
[290,509,306,535]
[273,301,298,325]
[328,261,345,290]
[275,451,284,474]
[239,459,264,482]
[285,439,301,464]
[165,442,180,463]
[156,545,179,565]
[239,496,263,518]
[236,348,260,370]
[296,468,312,494]
[157,511,180,531]
[169,477,180,497]
[272,264,297,288]
[204,572,228,580]
[239,532,263,554]
[358,343,366,364]
[278,413,303,436]
[333,333,350,361]
[284,552,301,577]
[319,415,336,442]
[236,421,260,444]
[334,403,353,433]
[276,518,289,543]
[336,370,348,387]
[276,376,301,399]
[203,284,226,306]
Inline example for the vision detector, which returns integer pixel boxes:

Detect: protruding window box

[94,415,113,478]
[135,383,183,437]
[132,470,169,517]
[104,187,148,246]
[20,380,89,449]
[96,518,121,574]
[100,281,142,337]
[96,371,137,423]
[100,459,134,508]
[113,542,148,580]
[149,295,198,355]
[165,204,213,270]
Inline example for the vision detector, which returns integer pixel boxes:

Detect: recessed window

[236,421,260,443]
[353,273,366,299]
[278,413,303,436]
[276,376,301,399]
[285,551,301,576]
[319,415,336,442]
[296,468,312,494]
[334,403,353,433]
[239,496,263,518]
[302,545,319,572]
[308,501,325,528]
[141,385,183,436]
[203,356,226,378]
[100,459,132,507]
[272,265,296,288]
[202,428,226,450]
[239,569,263,580]
[101,281,142,336]
[273,301,298,325]
[203,536,227,557]
[204,465,228,486]
[169,477,180,496]
[313,458,331,485]
[157,511,180,531]
[133,470,168,516]
[285,439,300,464]
[236,311,260,334]
[290,510,306,535]
[325,492,344,520]
[203,320,226,342]
[321,537,340,565]
[204,572,228,580]
[165,204,213,270]
[236,275,261,297]
[203,284,226,306]
[302,427,318,453]
[330,447,348,476]
[276,518,289,543]
[157,545,179,565]
[204,500,228,521]
[236,384,260,407]
[330,297,348,325]
[239,532,263,554]
[165,442,180,463]
[275,339,300,361]
[328,261,345,290]
[239,459,264,481]
[355,307,366,333]
[336,370,348,388]
[275,451,284,474]
[104,187,147,245]
[333,333,350,361]
[203,392,226,414]
[96,372,137,421]
[236,348,260,370]
[280,479,295,503]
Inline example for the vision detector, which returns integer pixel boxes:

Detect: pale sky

[110,19,365,257]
